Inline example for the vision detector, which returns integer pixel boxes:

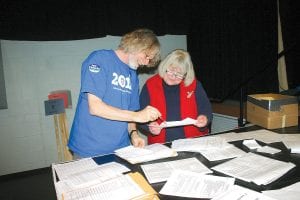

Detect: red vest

[146,74,208,144]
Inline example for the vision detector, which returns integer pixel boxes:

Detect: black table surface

[92,125,300,200]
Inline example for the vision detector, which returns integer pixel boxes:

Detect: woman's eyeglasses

[165,69,186,80]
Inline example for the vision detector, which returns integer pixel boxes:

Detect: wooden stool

[53,112,73,161]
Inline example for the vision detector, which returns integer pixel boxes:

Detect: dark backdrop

[279,0,300,90]
[0,0,298,101]
[188,0,278,101]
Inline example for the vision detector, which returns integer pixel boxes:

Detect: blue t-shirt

[68,50,140,157]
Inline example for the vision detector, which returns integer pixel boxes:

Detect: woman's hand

[148,121,164,135]
[194,115,208,128]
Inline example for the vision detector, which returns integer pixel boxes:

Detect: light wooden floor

[211,100,246,118]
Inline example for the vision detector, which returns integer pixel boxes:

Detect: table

[60,125,300,199]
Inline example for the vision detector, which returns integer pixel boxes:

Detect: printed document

[53,162,130,199]
[159,170,235,199]
[212,152,296,185]
[53,158,99,180]
[115,143,177,164]
[245,129,282,144]
[62,172,155,200]
[198,144,246,161]
[172,136,230,152]
[141,157,212,183]
[262,181,300,200]
[212,185,276,200]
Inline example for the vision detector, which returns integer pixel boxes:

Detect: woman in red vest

[139,49,212,144]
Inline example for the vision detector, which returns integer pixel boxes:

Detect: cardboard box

[247,93,298,129]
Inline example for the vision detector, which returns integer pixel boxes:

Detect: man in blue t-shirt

[68,29,162,158]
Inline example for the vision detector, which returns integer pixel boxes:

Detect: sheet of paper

[256,146,281,154]
[198,144,246,161]
[54,162,130,199]
[158,117,197,128]
[212,185,276,200]
[280,134,300,153]
[115,143,177,164]
[53,158,98,180]
[212,132,247,142]
[159,170,235,199]
[212,152,296,185]
[278,181,300,191]
[243,139,262,150]
[282,140,300,153]
[263,190,300,200]
[262,181,300,200]
[172,136,230,152]
[244,129,283,144]
[62,173,146,200]
[141,157,212,183]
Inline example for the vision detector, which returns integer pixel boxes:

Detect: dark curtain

[187,0,278,101]
[0,0,190,40]
[1,0,298,101]
[279,0,300,89]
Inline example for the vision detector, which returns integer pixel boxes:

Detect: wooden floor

[211,100,246,118]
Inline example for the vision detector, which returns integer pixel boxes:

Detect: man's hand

[131,132,145,147]
[133,106,161,123]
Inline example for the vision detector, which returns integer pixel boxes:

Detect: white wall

[0,35,186,175]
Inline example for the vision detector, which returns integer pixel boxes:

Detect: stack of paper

[52,159,135,200]
[115,143,177,164]
[62,172,158,200]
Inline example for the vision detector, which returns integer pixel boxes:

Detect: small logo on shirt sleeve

[89,64,101,73]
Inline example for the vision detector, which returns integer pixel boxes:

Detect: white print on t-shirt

[111,72,132,90]
[89,64,100,73]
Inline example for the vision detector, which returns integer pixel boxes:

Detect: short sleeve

[80,51,107,98]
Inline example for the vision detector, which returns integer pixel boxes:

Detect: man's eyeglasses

[165,69,186,80]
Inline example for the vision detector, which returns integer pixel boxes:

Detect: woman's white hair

[158,49,195,86]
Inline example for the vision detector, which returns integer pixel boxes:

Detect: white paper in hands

[150,117,197,128]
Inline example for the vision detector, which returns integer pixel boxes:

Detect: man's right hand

[134,106,161,123]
